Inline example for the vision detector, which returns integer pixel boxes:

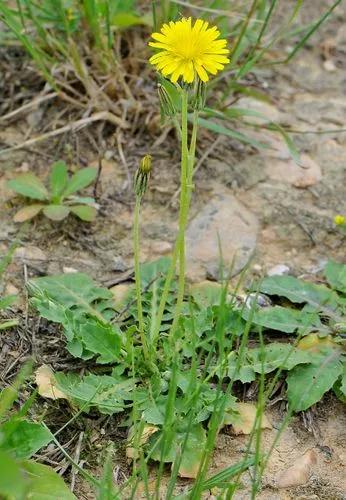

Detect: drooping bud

[134,154,152,198]
[192,77,207,111]
[158,83,176,117]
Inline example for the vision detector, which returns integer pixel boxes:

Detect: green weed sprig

[7,161,98,222]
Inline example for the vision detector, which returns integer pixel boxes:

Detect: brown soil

[0,1,345,498]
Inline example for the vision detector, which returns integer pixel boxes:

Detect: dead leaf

[110,283,134,310]
[5,283,19,295]
[15,245,46,261]
[277,449,317,488]
[126,424,159,460]
[13,204,43,222]
[231,402,272,435]
[298,333,339,353]
[35,365,67,400]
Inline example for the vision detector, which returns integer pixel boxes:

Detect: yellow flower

[149,17,229,84]
[334,215,345,225]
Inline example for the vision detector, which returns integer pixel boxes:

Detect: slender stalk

[187,109,198,189]
[151,238,178,347]
[134,196,149,361]
[153,95,199,349]
[154,360,178,499]
[167,88,189,341]
[41,422,99,488]
[151,88,188,346]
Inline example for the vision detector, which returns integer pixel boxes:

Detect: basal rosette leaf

[287,349,343,411]
[325,260,346,294]
[242,305,320,333]
[248,343,314,372]
[50,160,68,200]
[43,204,70,221]
[21,461,76,499]
[62,167,97,197]
[70,205,97,221]
[13,204,44,222]
[7,173,49,201]
[28,273,115,321]
[28,274,120,362]
[149,423,207,478]
[0,419,52,459]
[55,373,135,415]
[0,451,27,498]
[256,275,339,312]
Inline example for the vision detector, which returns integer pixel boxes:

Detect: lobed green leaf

[63,167,97,197]
[0,419,52,459]
[7,173,49,201]
[257,275,339,311]
[325,260,346,294]
[43,204,70,220]
[287,350,343,411]
[50,160,68,200]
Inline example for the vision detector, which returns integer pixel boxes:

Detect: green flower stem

[169,93,200,342]
[152,90,199,349]
[187,109,199,195]
[151,91,188,344]
[134,195,149,361]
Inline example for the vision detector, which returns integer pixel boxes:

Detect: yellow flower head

[149,17,230,84]
[334,214,345,226]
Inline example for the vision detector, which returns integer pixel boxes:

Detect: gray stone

[185,191,259,282]
[232,156,267,189]
[267,264,290,276]
[265,153,322,188]
[208,157,267,190]
[14,245,46,262]
[235,97,281,124]
[293,96,346,126]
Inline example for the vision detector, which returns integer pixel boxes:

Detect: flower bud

[134,154,152,198]
[192,77,207,111]
[158,83,176,117]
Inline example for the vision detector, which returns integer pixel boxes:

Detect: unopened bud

[192,78,207,111]
[134,154,152,197]
[158,83,176,117]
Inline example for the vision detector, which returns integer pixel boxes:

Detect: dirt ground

[0,0,345,498]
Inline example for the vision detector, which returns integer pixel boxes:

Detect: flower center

[175,44,201,62]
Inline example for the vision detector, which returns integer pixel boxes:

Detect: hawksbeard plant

[138,18,230,358]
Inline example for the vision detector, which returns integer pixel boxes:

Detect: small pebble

[19,162,29,172]
[323,59,336,72]
[267,264,290,276]
[308,259,328,274]
[113,257,127,272]
[104,150,114,160]
[63,266,78,274]
[5,283,19,295]
[245,292,272,309]
[150,240,172,254]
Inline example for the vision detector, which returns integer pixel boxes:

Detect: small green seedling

[0,240,19,330]
[0,295,18,331]
[8,161,98,222]
[0,363,75,500]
